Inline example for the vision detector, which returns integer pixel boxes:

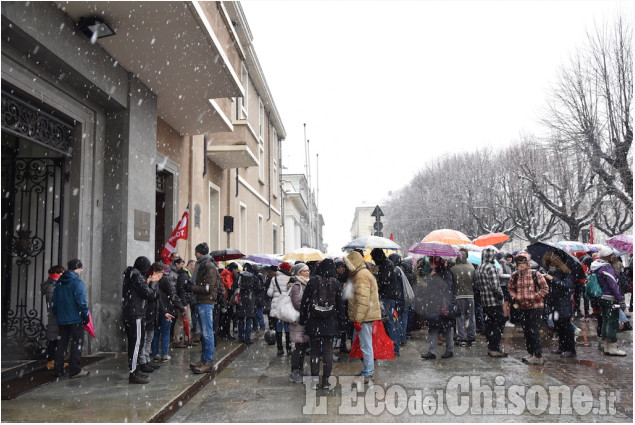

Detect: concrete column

[99,75,157,352]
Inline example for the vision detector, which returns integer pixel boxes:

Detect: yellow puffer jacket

[345,252,382,323]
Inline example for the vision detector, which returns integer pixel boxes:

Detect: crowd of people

[44,241,632,389]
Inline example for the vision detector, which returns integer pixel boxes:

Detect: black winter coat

[159,275,185,316]
[234,271,257,318]
[145,281,166,327]
[546,268,574,319]
[414,268,455,327]
[122,267,156,320]
[376,259,403,301]
[299,276,344,338]
[176,267,196,306]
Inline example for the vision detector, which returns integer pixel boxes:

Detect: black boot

[339,333,350,353]
[285,332,292,355]
[276,332,284,356]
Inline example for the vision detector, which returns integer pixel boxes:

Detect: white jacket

[267,272,291,319]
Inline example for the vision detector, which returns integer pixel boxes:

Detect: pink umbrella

[408,242,462,257]
[607,234,633,254]
[84,311,96,338]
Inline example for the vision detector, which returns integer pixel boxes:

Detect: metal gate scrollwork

[4,157,64,356]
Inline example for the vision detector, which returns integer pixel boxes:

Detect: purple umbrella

[607,234,633,254]
[243,254,281,266]
[407,242,461,257]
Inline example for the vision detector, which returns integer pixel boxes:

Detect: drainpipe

[226,167,231,248]
[235,168,239,197]
[280,138,285,254]
[267,112,271,221]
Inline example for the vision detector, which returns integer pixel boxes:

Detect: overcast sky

[241,0,631,256]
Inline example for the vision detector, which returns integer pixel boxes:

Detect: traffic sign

[371,205,384,217]
[373,222,383,231]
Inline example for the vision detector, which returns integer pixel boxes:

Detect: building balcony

[207,120,260,169]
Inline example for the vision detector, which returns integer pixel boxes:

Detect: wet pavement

[1,319,632,423]
[170,319,632,423]
[1,338,245,422]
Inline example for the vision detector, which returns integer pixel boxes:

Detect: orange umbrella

[472,232,509,247]
[422,229,471,245]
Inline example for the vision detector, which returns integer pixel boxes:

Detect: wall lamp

[77,17,116,40]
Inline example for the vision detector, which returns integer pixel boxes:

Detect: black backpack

[310,277,336,319]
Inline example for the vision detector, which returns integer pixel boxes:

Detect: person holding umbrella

[543,253,576,358]
[420,257,456,360]
[591,246,627,356]
[508,251,549,365]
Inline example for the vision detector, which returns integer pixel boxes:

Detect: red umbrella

[183,315,191,344]
[472,232,509,247]
[84,311,96,338]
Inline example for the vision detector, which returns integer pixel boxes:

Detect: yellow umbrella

[422,229,471,245]
[363,248,398,263]
[283,247,327,262]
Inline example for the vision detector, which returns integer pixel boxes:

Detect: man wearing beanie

[122,257,163,384]
[189,242,220,373]
[52,259,90,379]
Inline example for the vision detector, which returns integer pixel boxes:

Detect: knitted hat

[279,262,292,272]
[133,256,151,274]
[195,242,209,255]
[598,246,614,258]
[67,259,83,270]
[291,262,307,276]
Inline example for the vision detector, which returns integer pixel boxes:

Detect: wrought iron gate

[1,89,72,357]
[2,155,65,356]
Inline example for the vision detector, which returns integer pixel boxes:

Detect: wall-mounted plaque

[134,209,151,241]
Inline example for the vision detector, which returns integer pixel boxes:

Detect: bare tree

[594,192,633,236]
[517,136,605,240]
[543,17,632,211]
[499,145,560,243]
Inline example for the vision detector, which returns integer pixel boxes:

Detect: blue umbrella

[556,240,588,252]
[467,252,502,269]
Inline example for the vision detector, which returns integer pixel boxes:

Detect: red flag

[390,233,394,241]
[589,224,594,244]
[161,205,189,264]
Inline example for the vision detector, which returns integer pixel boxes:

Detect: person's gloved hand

[354,322,362,332]
[82,315,90,326]
[620,302,627,311]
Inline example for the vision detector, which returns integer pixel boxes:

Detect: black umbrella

[210,248,244,262]
[526,241,585,280]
